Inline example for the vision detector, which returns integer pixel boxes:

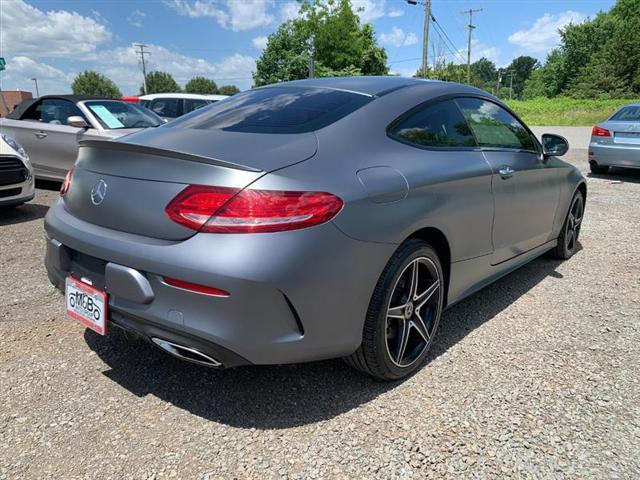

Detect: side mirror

[67,116,89,129]
[541,133,569,157]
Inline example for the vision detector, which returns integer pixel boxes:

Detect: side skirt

[445,239,557,309]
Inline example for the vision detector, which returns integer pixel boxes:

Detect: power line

[134,43,150,94]
[430,15,467,64]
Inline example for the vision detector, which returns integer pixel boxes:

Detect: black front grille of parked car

[0,157,28,186]
[0,187,22,198]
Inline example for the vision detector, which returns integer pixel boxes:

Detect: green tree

[503,56,538,99]
[253,0,387,86]
[471,57,497,87]
[71,71,122,98]
[218,85,241,95]
[524,0,640,99]
[141,71,181,94]
[185,76,218,94]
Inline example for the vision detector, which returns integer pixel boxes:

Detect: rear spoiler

[79,139,262,173]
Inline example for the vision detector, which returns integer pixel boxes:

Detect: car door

[456,97,560,265]
[10,98,91,180]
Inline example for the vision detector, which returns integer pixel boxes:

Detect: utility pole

[509,71,514,99]
[308,36,315,78]
[407,0,431,79]
[30,78,39,97]
[461,8,482,85]
[496,68,503,97]
[134,44,150,94]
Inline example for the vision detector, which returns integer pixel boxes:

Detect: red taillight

[165,185,240,231]
[592,126,611,137]
[163,276,230,297]
[60,167,74,195]
[165,185,344,234]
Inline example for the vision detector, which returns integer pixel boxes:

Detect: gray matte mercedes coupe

[44,77,586,380]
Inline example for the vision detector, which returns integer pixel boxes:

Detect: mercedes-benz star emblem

[90,179,108,206]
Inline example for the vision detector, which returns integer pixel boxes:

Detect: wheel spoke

[415,279,440,309]
[394,319,410,364]
[408,261,419,300]
[387,304,406,319]
[412,312,431,343]
[566,229,575,249]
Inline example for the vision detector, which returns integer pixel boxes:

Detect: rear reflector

[165,185,343,233]
[592,126,611,137]
[60,167,74,196]
[163,276,230,297]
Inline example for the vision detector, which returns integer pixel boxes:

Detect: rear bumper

[44,198,394,366]
[589,142,640,168]
[0,176,35,207]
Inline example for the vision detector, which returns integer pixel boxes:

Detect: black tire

[345,239,444,381]
[589,161,609,174]
[548,190,584,260]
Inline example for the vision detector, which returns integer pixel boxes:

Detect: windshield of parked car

[167,87,372,134]
[85,100,163,129]
[610,106,640,121]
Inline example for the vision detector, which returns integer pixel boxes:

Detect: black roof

[266,76,432,97]
[7,94,111,119]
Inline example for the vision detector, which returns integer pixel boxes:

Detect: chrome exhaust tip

[151,338,223,368]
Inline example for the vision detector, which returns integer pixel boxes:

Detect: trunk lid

[601,121,640,148]
[63,131,317,240]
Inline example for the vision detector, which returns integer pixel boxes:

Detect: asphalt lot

[1,148,639,479]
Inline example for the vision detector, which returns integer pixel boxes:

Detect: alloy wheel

[385,257,441,368]
[565,195,584,252]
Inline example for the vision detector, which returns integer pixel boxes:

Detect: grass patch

[506,97,640,126]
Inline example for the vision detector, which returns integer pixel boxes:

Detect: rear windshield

[610,106,640,121]
[167,87,372,134]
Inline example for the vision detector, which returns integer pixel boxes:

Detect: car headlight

[1,133,30,164]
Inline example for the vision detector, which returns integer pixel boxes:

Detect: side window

[149,98,180,118]
[184,98,210,114]
[20,99,84,126]
[456,98,537,151]
[389,99,477,148]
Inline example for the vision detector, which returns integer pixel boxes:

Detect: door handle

[498,166,515,179]
[34,131,48,139]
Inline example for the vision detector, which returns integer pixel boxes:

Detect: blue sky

[0,0,615,95]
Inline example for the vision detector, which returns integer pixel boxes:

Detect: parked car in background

[589,102,640,173]
[121,96,140,104]
[139,93,228,120]
[44,77,586,380]
[0,133,34,208]
[0,95,164,181]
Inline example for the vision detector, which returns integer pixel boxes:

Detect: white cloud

[456,39,502,65]
[508,10,587,54]
[0,56,73,94]
[380,27,418,48]
[280,1,302,21]
[127,9,147,28]
[0,0,112,60]
[165,0,273,31]
[351,0,385,23]
[252,36,269,51]
[97,44,255,93]
[388,9,404,18]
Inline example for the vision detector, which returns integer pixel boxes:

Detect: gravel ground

[1,152,639,479]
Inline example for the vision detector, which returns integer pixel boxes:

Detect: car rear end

[589,104,640,170]
[44,86,392,368]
